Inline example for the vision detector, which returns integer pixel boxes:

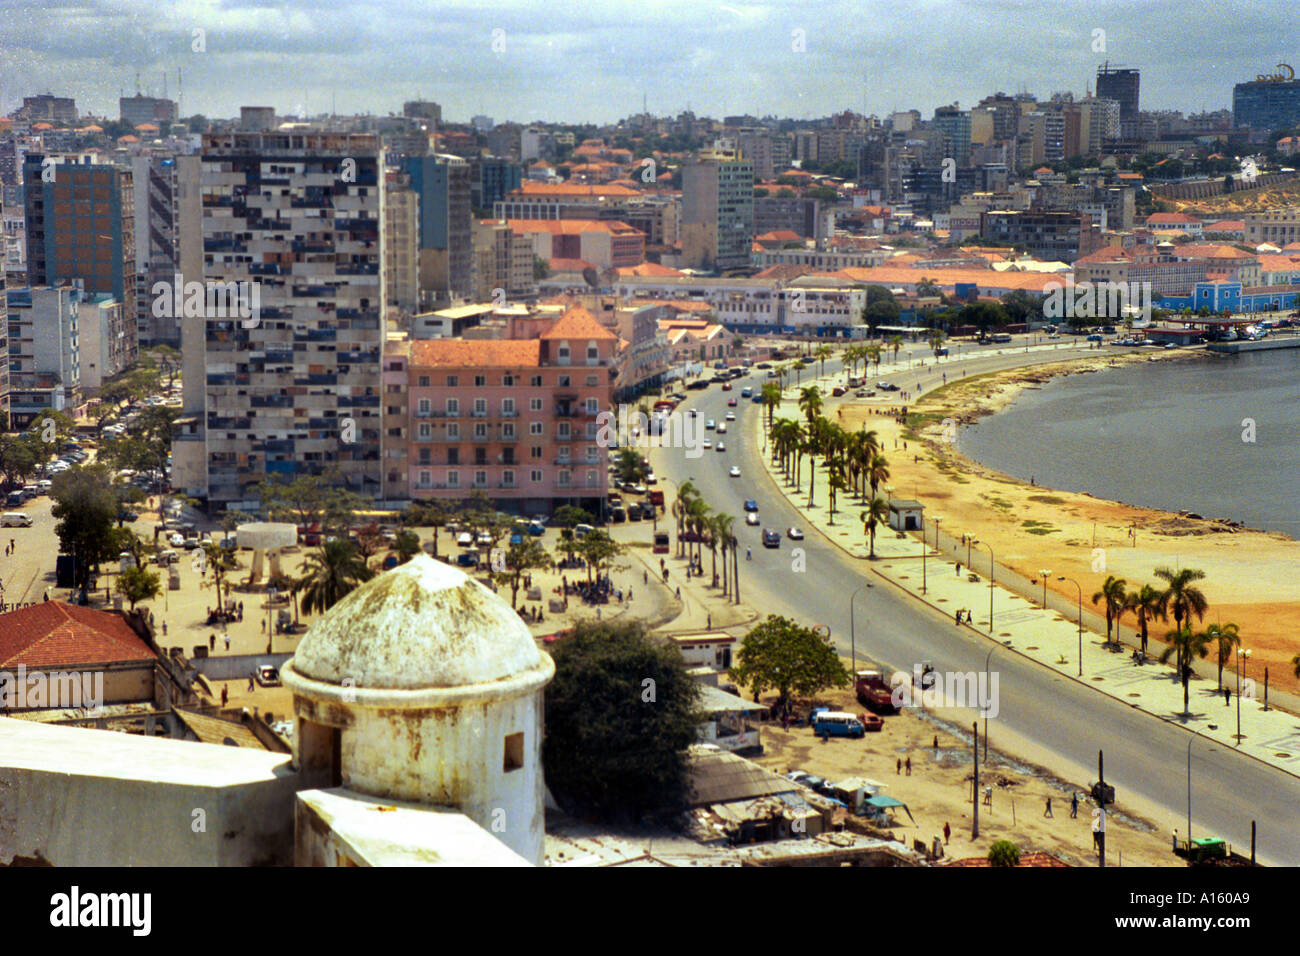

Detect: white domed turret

[281,554,554,864]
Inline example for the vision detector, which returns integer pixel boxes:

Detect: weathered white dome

[289,554,542,690]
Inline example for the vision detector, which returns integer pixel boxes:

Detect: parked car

[456,531,474,547]
[877,381,899,391]
[168,532,185,548]
[117,510,139,522]
[255,665,282,687]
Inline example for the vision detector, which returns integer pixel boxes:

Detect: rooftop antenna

[134,71,141,96]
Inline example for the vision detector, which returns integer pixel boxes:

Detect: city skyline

[0,0,1290,125]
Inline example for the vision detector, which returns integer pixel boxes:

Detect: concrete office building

[681,157,754,272]
[1096,65,1140,122]
[1233,79,1300,131]
[403,154,473,304]
[132,153,202,347]
[120,95,178,128]
[178,130,385,510]
[5,285,79,425]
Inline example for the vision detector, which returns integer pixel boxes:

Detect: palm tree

[686,497,711,567]
[295,538,374,616]
[888,335,903,364]
[865,343,883,374]
[814,343,833,380]
[705,513,721,588]
[867,452,890,501]
[1124,584,1165,656]
[803,418,825,508]
[1160,625,1210,718]
[791,358,807,388]
[760,381,783,432]
[1091,575,1128,647]
[827,461,849,524]
[1154,566,1209,648]
[1207,621,1240,690]
[715,513,735,597]
[928,328,946,358]
[671,480,698,557]
[860,495,891,559]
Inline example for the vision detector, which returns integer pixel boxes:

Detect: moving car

[762,528,780,548]
[1,512,32,528]
[721,382,733,391]
[705,419,716,430]
[877,381,899,391]
[727,398,738,407]
[787,527,804,540]
[255,665,282,687]
[701,439,712,450]
[725,411,736,421]
[716,422,726,434]
[811,711,866,738]
[740,387,752,398]
[745,512,760,526]
[715,442,725,452]
[743,499,758,512]
[728,466,741,477]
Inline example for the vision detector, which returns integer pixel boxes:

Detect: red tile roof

[541,304,618,341]
[410,339,542,368]
[616,262,685,277]
[547,257,596,272]
[0,602,156,669]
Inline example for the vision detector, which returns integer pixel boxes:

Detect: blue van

[811,711,866,738]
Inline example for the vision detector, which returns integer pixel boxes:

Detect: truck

[855,669,897,714]
[646,488,664,508]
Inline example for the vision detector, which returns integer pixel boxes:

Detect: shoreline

[837,345,1300,697]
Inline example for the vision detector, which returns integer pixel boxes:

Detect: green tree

[1160,625,1210,718]
[730,614,851,712]
[0,432,39,489]
[493,537,553,609]
[543,620,702,820]
[551,504,593,528]
[199,540,240,615]
[1091,575,1128,647]
[1207,621,1241,691]
[393,529,422,564]
[988,840,1021,867]
[293,538,374,616]
[1124,583,1165,656]
[51,464,120,597]
[1154,567,1209,647]
[578,529,627,586]
[116,565,161,611]
[860,495,891,559]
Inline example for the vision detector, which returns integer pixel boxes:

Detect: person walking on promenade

[905,756,911,776]
[896,757,902,774]
[209,633,216,650]
[943,822,951,844]
[1045,797,1053,818]
[1070,792,1079,818]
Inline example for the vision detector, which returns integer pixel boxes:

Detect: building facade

[1233,79,1300,130]
[681,158,754,272]
[191,130,385,510]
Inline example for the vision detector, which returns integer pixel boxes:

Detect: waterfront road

[652,341,1300,866]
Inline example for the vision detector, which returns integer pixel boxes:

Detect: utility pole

[1097,750,1106,868]
[972,720,979,839]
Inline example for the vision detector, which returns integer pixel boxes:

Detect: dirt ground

[840,349,1300,700]
[751,677,1177,866]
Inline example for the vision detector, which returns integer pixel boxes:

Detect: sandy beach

[840,347,1300,699]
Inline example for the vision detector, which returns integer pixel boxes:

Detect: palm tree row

[671,481,741,604]
[1091,566,1238,717]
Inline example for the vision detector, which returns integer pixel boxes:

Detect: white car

[716,442,726,452]
[728,466,741,477]
[787,528,805,540]
[725,412,736,421]
[716,423,727,434]
[745,512,760,526]
[701,439,712,450]
[705,419,716,430]
[168,532,185,548]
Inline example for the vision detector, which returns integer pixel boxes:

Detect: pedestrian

[943,821,951,844]
[1224,686,1231,706]
[262,618,266,632]
[628,587,633,601]
[896,757,902,775]
[209,633,216,650]
[955,609,961,626]
[223,633,230,651]
[247,675,254,691]
[162,621,167,636]
[905,756,911,776]
[596,607,602,621]
[956,562,962,576]
[675,587,681,599]
[707,613,712,629]
[1070,792,1079,818]
[746,546,751,560]
[1044,797,1053,817]
[933,735,939,751]
[643,570,648,585]
[220,686,228,706]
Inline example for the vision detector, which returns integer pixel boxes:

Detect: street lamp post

[1236,648,1250,744]
[984,645,997,761]
[849,583,872,676]
[974,540,993,633]
[1059,576,1083,677]
[1039,569,1051,609]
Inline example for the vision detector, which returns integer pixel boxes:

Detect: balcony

[470,410,488,418]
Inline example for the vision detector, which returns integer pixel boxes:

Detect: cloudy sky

[0,0,1287,124]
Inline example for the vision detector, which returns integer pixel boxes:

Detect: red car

[727,398,738,406]
[542,628,575,644]
[860,713,885,732]
[721,382,733,391]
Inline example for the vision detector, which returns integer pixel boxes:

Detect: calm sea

[956,348,1300,535]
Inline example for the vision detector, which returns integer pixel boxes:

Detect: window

[585,397,598,414]
[587,342,599,363]
[586,469,598,487]
[586,375,598,386]
[502,374,514,387]
[418,422,431,439]
[502,423,515,439]
[530,446,542,459]
[474,423,487,438]
[418,470,431,487]
[447,423,459,439]
[448,448,459,465]
[557,342,570,363]
[530,375,542,387]
[417,375,430,387]
[557,470,571,487]
[502,398,515,414]
[586,446,599,462]
[474,470,487,486]
[447,470,459,487]
[529,397,542,412]
[418,448,431,465]
[529,421,543,436]
[558,375,570,387]
[474,375,486,387]
[417,398,430,416]
[446,398,459,416]
[530,469,543,483]
[504,732,524,772]
[558,423,571,439]
[473,398,486,416]
[502,470,515,487]
[447,375,458,387]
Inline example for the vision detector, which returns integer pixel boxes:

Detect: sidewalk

[753,346,1300,783]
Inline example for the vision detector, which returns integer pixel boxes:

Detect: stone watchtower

[280,554,554,863]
